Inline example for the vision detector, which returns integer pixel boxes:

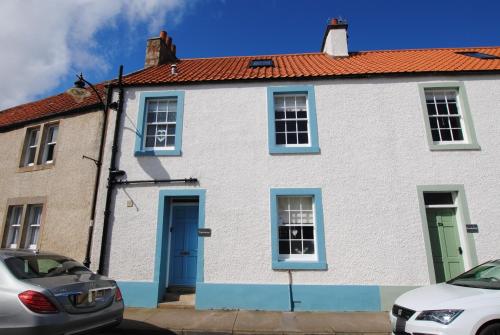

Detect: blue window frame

[135,91,185,156]
[267,85,320,154]
[270,188,327,270]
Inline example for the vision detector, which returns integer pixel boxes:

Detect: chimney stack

[145,30,177,68]
[321,18,349,57]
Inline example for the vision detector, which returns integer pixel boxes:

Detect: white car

[390,260,500,335]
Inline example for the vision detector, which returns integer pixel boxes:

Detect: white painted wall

[101,75,500,286]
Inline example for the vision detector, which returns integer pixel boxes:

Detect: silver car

[0,249,124,335]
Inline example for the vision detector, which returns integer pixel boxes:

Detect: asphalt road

[94,322,177,335]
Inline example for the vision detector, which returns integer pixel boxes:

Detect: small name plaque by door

[466,224,479,233]
[198,228,212,237]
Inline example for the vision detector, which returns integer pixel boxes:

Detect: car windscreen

[4,255,91,279]
[448,260,500,290]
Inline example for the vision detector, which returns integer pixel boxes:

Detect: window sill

[135,149,181,157]
[269,146,320,155]
[17,163,55,173]
[429,143,481,151]
[272,260,327,270]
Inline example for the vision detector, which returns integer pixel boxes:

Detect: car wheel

[479,323,500,335]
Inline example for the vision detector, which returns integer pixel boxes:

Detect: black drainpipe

[83,84,113,268]
[98,65,124,275]
[288,270,295,311]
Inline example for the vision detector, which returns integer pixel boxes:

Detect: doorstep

[158,289,196,309]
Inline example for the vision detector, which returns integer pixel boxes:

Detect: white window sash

[274,93,311,148]
[277,196,318,262]
[23,129,39,167]
[6,206,23,249]
[42,125,58,164]
[143,98,177,151]
[24,205,42,250]
[425,89,468,144]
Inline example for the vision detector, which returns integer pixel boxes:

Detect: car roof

[0,249,63,260]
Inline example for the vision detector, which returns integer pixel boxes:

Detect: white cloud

[0,0,189,109]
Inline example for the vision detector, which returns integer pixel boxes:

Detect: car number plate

[88,287,112,303]
[74,287,112,305]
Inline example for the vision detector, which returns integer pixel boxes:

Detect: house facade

[0,89,106,263]
[89,20,500,311]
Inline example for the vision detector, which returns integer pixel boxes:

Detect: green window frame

[418,82,480,151]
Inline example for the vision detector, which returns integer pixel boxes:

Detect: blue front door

[169,205,198,286]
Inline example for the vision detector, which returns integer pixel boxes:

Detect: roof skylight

[249,59,274,68]
[457,52,500,60]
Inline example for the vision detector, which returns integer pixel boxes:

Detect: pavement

[98,308,392,335]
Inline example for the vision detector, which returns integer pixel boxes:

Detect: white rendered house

[90,20,500,311]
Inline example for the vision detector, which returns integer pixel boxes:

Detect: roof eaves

[0,102,103,133]
[118,68,500,89]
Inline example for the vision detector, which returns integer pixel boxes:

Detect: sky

[0,0,499,110]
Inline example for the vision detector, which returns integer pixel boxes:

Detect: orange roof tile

[121,47,500,86]
[0,85,105,130]
[2,46,500,129]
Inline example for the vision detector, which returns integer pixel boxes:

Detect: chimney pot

[160,30,167,42]
[331,18,338,25]
[171,63,178,75]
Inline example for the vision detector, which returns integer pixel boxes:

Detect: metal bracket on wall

[82,155,101,166]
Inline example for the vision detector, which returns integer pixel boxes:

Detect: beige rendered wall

[0,110,103,262]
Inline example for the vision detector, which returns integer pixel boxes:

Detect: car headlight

[416,309,464,325]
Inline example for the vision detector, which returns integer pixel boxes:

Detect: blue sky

[66,0,500,92]
[1,0,499,109]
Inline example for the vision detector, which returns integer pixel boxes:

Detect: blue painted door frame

[154,189,206,305]
[168,204,199,286]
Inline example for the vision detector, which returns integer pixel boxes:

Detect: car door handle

[180,251,190,256]
[458,247,463,255]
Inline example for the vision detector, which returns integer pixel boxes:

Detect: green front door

[426,208,465,283]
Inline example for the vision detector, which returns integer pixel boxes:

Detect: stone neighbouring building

[0,88,105,263]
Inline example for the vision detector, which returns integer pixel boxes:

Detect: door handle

[180,251,190,256]
[458,247,463,255]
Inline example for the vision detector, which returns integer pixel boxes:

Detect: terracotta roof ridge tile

[178,52,325,61]
[356,45,500,54]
